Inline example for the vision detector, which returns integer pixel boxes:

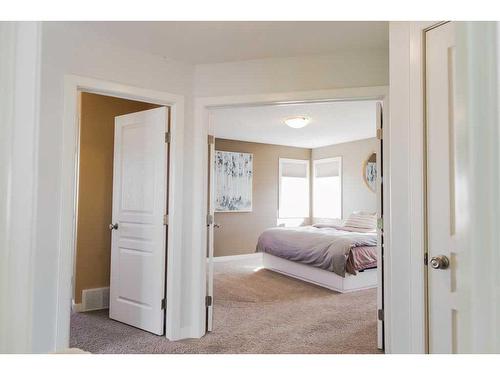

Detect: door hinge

[205,295,213,307]
[165,132,171,143]
[377,218,383,230]
[376,128,383,140]
[206,213,214,226]
[208,135,215,145]
[378,308,384,321]
[161,298,166,310]
[163,214,169,225]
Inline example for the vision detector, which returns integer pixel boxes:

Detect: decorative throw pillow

[342,212,377,231]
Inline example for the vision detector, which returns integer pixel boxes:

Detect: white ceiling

[61,21,388,64]
[211,100,378,149]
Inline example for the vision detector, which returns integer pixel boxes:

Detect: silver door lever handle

[109,223,119,230]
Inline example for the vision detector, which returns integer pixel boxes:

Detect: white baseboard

[71,300,83,313]
[212,253,263,263]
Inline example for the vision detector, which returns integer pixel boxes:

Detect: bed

[256,224,378,293]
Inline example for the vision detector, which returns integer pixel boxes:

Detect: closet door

[426,22,457,353]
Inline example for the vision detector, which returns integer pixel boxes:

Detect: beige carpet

[70,259,381,354]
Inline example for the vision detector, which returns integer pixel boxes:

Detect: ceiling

[211,100,378,149]
[62,21,388,64]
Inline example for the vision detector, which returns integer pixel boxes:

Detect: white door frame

[55,75,184,349]
[389,21,446,353]
[0,21,42,353]
[193,86,391,349]
[390,20,500,355]
[453,21,500,353]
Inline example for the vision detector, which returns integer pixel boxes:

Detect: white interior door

[376,102,384,350]
[206,134,215,332]
[426,22,457,353]
[109,106,169,335]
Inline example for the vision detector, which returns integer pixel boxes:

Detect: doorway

[70,92,170,349]
[204,96,387,353]
[55,76,184,350]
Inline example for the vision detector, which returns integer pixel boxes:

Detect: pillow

[342,212,377,231]
[313,223,341,229]
[312,218,342,228]
[341,226,377,233]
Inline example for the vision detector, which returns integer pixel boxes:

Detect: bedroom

[7,17,499,360]
[206,99,383,353]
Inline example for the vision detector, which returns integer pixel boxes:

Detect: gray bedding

[256,225,377,277]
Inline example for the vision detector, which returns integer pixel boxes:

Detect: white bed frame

[262,253,377,293]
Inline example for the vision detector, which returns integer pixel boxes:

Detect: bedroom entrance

[70,92,171,349]
[204,95,386,353]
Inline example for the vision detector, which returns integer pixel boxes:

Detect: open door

[206,134,216,332]
[376,101,384,350]
[109,107,169,335]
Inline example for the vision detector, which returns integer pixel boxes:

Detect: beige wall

[312,137,377,220]
[74,93,159,303]
[214,139,311,257]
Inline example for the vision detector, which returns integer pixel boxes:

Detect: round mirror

[363,152,377,193]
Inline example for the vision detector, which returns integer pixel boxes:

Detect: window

[313,157,342,219]
[278,158,310,218]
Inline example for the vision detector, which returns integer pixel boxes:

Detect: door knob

[430,255,449,270]
[109,223,119,230]
[214,223,221,229]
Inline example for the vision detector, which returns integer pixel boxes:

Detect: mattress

[256,225,377,277]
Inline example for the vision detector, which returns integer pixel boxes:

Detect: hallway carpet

[70,258,380,354]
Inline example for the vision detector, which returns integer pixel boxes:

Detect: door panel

[109,107,169,335]
[206,135,215,332]
[426,22,457,353]
[376,102,384,350]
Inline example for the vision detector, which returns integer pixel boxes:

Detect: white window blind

[279,159,310,218]
[281,161,308,178]
[313,157,342,219]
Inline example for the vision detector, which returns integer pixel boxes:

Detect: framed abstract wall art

[215,150,253,212]
[363,152,377,193]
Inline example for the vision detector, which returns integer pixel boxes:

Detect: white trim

[262,253,377,293]
[71,300,83,313]
[312,156,343,220]
[56,75,185,350]
[212,253,263,263]
[194,86,390,345]
[388,21,443,354]
[0,22,42,353]
[453,22,500,354]
[206,134,215,331]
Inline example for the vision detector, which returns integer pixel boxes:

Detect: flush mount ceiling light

[284,116,310,129]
